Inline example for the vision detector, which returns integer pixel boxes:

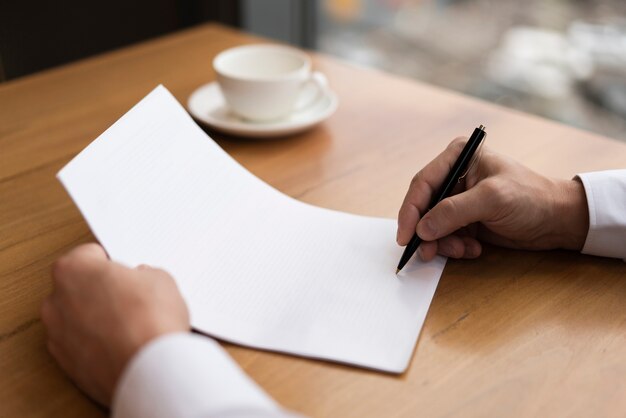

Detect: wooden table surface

[1,23,626,418]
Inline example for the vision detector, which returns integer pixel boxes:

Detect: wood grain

[1,23,625,418]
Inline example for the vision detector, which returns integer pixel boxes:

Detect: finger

[435,235,482,258]
[436,235,467,258]
[417,241,438,262]
[397,202,420,245]
[136,264,153,270]
[460,235,482,259]
[417,182,493,241]
[46,339,75,377]
[135,265,174,283]
[397,137,468,245]
[52,243,110,286]
[40,297,64,339]
[70,243,108,262]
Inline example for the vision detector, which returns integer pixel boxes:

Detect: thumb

[417,185,491,241]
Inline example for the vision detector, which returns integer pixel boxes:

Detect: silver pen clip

[458,127,487,182]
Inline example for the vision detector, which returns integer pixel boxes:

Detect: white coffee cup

[213,44,328,121]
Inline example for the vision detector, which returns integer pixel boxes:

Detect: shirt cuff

[577,170,626,261]
[112,332,282,418]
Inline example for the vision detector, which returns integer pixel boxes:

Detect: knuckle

[482,178,511,206]
[397,204,405,221]
[138,265,174,285]
[410,170,423,188]
[53,245,110,284]
[73,243,103,259]
[438,198,458,221]
[51,255,73,282]
[448,244,462,259]
[481,179,501,197]
[154,268,176,284]
[449,137,467,151]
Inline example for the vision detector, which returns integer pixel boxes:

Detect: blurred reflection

[318,0,626,141]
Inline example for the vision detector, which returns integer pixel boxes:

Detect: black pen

[396,125,487,274]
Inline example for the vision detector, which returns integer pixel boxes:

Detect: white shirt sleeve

[112,332,300,418]
[578,169,626,261]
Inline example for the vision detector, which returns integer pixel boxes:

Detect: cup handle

[294,71,329,112]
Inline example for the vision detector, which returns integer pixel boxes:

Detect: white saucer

[187,82,338,138]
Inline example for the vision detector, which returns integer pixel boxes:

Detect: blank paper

[57,85,446,373]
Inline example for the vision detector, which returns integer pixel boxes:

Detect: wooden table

[2,23,626,418]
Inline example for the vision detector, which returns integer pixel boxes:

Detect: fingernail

[417,246,425,260]
[418,218,437,239]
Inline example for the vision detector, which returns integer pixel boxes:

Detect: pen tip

[396,268,400,275]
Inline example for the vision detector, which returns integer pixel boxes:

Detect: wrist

[551,178,589,251]
[109,326,188,404]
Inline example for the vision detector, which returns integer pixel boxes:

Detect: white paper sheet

[57,85,446,373]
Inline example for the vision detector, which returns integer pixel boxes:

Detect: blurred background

[2,0,625,141]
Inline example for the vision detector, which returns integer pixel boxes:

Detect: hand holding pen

[396,125,486,272]
[396,127,589,271]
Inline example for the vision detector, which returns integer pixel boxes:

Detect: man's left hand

[41,243,190,406]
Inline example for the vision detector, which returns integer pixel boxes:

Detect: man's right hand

[397,137,590,261]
